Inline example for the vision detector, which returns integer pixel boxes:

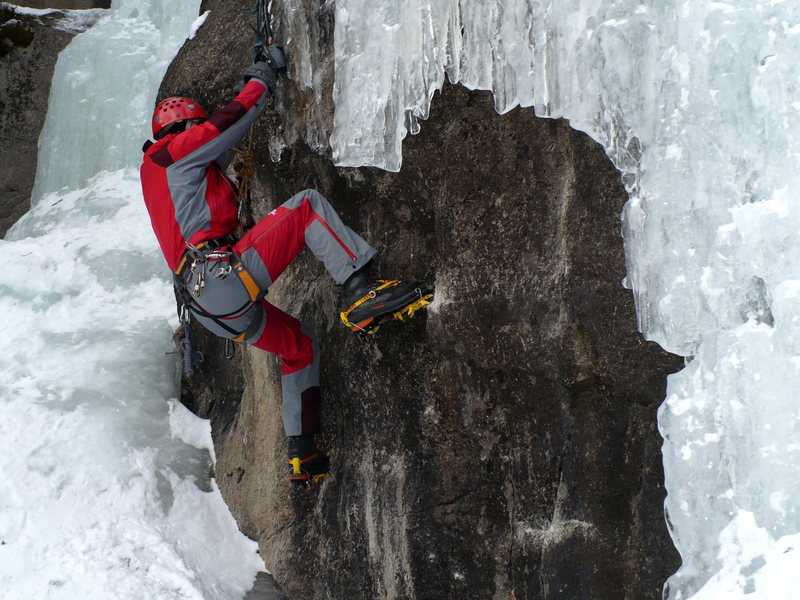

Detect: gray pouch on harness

[176,252,265,341]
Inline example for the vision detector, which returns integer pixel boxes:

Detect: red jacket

[140,80,268,271]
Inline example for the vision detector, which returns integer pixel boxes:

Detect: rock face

[161,1,684,598]
[0,5,74,236]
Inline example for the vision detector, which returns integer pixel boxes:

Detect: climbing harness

[339,280,434,335]
[173,238,262,344]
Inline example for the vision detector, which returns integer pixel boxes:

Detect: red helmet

[151,96,207,137]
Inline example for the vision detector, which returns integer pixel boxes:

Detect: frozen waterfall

[5,0,799,596]
[326,0,800,598]
[0,1,263,598]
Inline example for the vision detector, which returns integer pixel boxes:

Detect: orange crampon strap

[339,280,400,333]
[288,452,320,474]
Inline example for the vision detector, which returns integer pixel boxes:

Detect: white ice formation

[4,0,800,597]
[323,1,800,598]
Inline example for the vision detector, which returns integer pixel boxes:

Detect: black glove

[258,44,286,75]
[240,60,278,92]
[235,46,287,95]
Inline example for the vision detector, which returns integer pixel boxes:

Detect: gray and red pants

[181,189,376,436]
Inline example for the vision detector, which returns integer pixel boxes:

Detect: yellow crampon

[288,456,329,487]
[391,292,434,322]
[339,280,434,335]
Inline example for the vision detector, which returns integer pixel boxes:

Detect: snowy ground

[0,2,263,598]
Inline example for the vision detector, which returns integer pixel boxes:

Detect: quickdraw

[339,280,434,335]
[173,306,204,377]
[186,241,232,297]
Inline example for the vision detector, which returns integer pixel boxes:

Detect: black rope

[248,0,274,63]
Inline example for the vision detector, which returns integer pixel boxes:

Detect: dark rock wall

[0,5,74,236]
[162,1,684,598]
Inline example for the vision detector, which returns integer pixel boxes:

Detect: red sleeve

[165,79,267,163]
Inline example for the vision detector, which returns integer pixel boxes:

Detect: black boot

[340,267,373,303]
[287,435,330,488]
[339,266,433,334]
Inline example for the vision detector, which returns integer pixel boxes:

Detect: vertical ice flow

[322,0,800,598]
[31,0,199,202]
[1,0,264,598]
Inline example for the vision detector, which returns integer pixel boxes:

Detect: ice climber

[140,46,432,487]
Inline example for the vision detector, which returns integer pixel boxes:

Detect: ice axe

[248,0,279,64]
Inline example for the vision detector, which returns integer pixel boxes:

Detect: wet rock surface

[165,1,683,598]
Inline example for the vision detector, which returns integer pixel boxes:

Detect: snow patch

[188,10,209,40]
[1,2,106,33]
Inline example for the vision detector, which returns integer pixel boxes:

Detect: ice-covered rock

[160,1,684,598]
[324,1,800,597]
